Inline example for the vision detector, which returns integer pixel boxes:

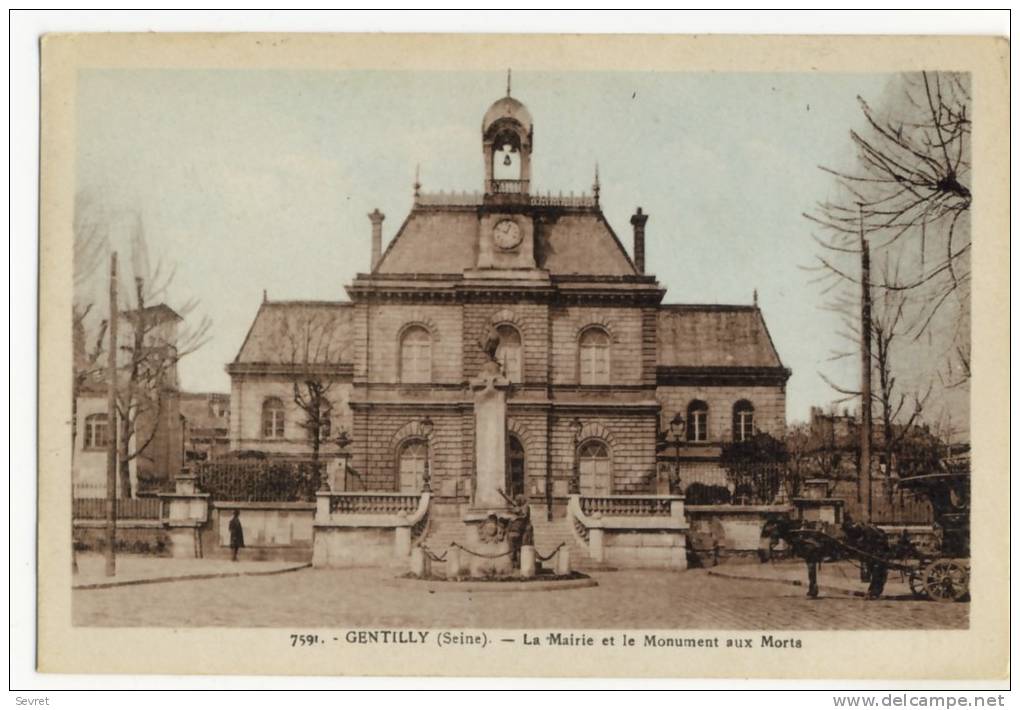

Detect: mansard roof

[656,304,786,371]
[231,300,354,367]
[374,203,638,277]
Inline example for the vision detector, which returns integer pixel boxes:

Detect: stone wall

[548,413,658,495]
[462,302,549,384]
[550,305,649,386]
[364,303,463,384]
[351,407,470,493]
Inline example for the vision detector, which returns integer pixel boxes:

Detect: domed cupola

[482,74,533,198]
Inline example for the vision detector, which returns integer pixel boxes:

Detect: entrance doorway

[506,435,526,500]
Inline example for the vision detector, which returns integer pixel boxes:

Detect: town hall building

[226,90,790,524]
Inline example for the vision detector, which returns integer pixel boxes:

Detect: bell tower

[472,79,540,274]
[481,74,533,200]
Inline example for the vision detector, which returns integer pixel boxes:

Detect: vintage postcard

[37,33,1009,679]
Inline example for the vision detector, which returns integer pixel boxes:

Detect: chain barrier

[418,544,447,563]
[535,542,565,562]
[450,542,513,559]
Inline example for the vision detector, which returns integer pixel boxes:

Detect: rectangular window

[735,412,754,442]
[84,415,110,450]
[690,411,708,442]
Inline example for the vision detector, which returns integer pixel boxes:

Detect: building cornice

[656,366,792,387]
[226,362,354,378]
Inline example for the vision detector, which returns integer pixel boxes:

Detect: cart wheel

[908,571,929,600]
[923,559,969,602]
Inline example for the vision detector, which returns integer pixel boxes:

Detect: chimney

[368,209,385,270]
[630,207,648,273]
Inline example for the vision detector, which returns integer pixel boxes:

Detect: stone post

[446,547,461,580]
[520,545,536,578]
[409,546,426,577]
[394,525,412,558]
[556,547,571,576]
[159,473,210,560]
[588,528,605,563]
[315,491,331,523]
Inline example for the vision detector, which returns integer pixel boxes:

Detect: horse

[760,516,844,598]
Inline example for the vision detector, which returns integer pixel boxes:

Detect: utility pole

[859,206,873,524]
[105,252,118,577]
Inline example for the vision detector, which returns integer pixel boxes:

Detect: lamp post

[568,417,583,495]
[331,429,352,492]
[420,416,434,492]
[669,413,686,495]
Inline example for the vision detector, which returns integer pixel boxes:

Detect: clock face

[493,219,522,251]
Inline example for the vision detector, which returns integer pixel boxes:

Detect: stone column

[469,369,511,511]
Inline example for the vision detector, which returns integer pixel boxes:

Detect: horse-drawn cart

[773,472,970,602]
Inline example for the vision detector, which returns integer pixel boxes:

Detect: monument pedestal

[469,367,511,511]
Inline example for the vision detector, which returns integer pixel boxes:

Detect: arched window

[733,400,755,442]
[578,439,611,495]
[686,400,709,442]
[579,327,610,385]
[400,326,432,384]
[495,324,523,383]
[397,439,428,493]
[262,397,285,439]
[84,413,109,450]
[506,434,526,499]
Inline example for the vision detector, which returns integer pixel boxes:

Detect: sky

[75,68,905,424]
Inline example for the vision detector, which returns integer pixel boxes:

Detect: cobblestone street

[73,567,968,630]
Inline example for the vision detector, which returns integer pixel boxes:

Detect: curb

[707,569,867,598]
[73,563,312,590]
[388,576,599,593]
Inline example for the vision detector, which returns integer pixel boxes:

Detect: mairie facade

[226,92,790,518]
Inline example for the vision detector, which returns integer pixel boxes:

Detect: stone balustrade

[329,492,422,516]
[568,494,688,569]
[313,491,431,568]
[580,495,677,518]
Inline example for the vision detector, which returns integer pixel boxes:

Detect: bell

[503,154,512,166]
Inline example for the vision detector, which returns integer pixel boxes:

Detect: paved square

[73,567,968,630]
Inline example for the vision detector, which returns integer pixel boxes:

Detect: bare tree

[807,72,971,381]
[72,192,111,450]
[276,306,347,471]
[111,217,211,497]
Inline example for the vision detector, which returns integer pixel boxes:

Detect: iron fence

[72,496,163,520]
[831,479,933,525]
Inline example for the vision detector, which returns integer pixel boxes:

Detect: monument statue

[478,324,502,374]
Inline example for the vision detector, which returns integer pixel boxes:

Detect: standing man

[229,509,245,562]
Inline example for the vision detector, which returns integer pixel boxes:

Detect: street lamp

[568,417,583,495]
[328,429,352,492]
[669,413,686,495]
[420,416,434,492]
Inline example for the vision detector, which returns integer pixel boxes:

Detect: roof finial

[506,68,512,97]
[262,289,268,304]
[413,163,421,199]
[593,162,601,203]
[753,288,758,307]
